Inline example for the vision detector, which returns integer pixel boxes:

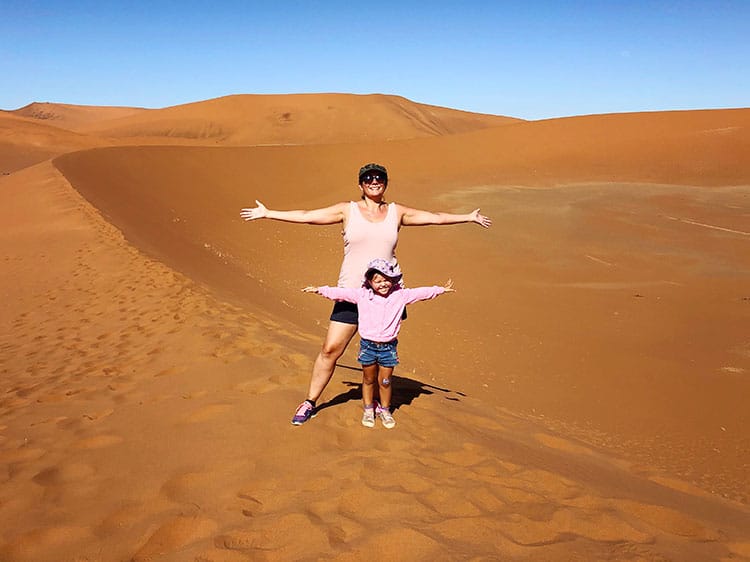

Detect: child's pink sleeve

[401,286,446,305]
[318,286,362,304]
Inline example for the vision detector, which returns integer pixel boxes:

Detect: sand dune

[0,112,106,174]
[2,94,750,560]
[365,107,750,188]
[75,93,523,145]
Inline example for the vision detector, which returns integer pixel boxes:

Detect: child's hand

[240,200,268,221]
[302,286,319,293]
[443,279,456,292]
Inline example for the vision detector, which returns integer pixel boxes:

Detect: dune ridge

[2,93,750,560]
[2,94,520,173]
[20,94,522,146]
[10,102,146,131]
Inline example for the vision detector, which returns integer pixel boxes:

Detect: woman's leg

[361,364,378,407]
[306,321,358,402]
[377,366,394,409]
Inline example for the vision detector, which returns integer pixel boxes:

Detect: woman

[240,163,491,425]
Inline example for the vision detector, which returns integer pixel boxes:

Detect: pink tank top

[337,201,399,288]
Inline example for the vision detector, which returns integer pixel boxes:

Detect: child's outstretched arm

[301,285,361,304]
[401,280,456,305]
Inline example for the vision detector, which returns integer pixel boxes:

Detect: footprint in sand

[269,372,303,386]
[432,518,530,558]
[420,487,483,518]
[73,434,124,449]
[534,432,596,456]
[238,342,281,358]
[0,446,46,464]
[392,471,434,494]
[214,513,328,557]
[161,471,219,505]
[234,376,285,395]
[183,403,233,423]
[81,408,115,422]
[613,498,721,541]
[278,352,311,370]
[338,486,434,522]
[0,525,92,562]
[96,502,150,537]
[33,462,95,486]
[154,366,184,377]
[498,508,652,546]
[181,390,209,400]
[238,494,263,517]
[438,443,494,467]
[339,527,443,559]
[235,483,297,515]
[30,416,68,427]
[131,516,218,561]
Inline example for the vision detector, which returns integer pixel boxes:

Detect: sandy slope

[1,95,750,560]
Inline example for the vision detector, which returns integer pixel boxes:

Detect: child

[303,258,454,428]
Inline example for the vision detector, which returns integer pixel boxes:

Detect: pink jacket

[318,285,446,342]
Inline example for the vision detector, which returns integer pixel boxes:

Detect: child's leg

[377,366,394,409]
[362,364,379,407]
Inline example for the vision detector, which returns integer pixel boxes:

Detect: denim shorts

[358,338,399,367]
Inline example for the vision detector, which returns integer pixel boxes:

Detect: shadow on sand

[315,363,466,414]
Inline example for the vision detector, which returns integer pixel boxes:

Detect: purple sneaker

[291,400,316,425]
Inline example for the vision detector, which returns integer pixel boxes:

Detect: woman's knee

[319,325,355,359]
[319,341,346,361]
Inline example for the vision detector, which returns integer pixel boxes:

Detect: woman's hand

[302,286,320,294]
[443,279,456,292]
[471,209,492,228]
[240,200,268,221]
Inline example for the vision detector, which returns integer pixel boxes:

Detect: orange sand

[1,94,749,560]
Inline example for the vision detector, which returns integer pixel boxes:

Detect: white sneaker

[361,407,375,428]
[379,408,396,429]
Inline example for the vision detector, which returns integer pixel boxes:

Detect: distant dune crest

[12,101,146,131]
[1,93,522,173]
[77,93,523,144]
[10,94,522,146]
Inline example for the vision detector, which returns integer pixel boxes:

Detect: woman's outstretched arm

[241,200,348,225]
[398,205,492,228]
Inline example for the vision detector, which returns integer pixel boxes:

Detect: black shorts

[329,301,407,325]
[330,301,358,325]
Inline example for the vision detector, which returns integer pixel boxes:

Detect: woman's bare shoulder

[392,202,427,217]
[335,200,354,220]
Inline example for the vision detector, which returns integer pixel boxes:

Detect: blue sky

[1,1,748,120]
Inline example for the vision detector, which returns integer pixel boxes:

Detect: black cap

[358,163,388,182]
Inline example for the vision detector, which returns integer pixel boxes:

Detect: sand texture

[1,94,749,560]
